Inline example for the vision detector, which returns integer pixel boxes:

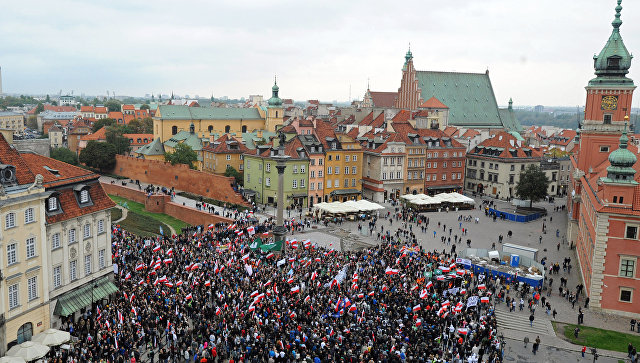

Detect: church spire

[590,0,634,85]
[606,121,637,182]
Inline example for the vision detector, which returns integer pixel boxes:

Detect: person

[629,343,635,359]
[552,309,557,319]
[524,336,529,348]
[574,327,580,338]
[582,346,587,358]
[578,308,584,325]
[532,336,540,355]
[529,313,535,327]
[632,319,637,332]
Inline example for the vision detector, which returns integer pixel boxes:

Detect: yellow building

[134,138,165,161]
[153,82,284,142]
[202,134,249,175]
[316,121,363,202]
[0,111,24,134]
[0,152,50,354]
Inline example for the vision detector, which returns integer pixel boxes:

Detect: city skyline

[1,0,639,106]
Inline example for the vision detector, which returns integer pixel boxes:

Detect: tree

[79,141,117,171]
[106,126,131,155]
[127,117,153,134]
[34,103,44,115]
[51,101,58,106]
[45,94,50,102]
[164,143,198,169]
[224,166,243,186]
[50,147,78,165]
[26,115,38,130]
[515,164,550,207]
[105,99,122,112]
[140,104,150,110]
[92,118,116,132]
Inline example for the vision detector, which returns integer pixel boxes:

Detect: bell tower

[266,77,283,132]
[577,0,636,172]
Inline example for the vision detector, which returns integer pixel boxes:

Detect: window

[442,174,447,180]
[70,260,77,281]
[226,155,231,161]
[28,276,37,301]
[353,155,357,162]
[328,155,332,161]
[510,165,515,171]
[352,166,357,174]
[620,287,633,303]
[84,224,91,239]
[318,158,323,165]
[26,237,35,259]
[344,166,349,175]
[327,180,332,188]
[247,174,251,183]
[427,152,432,159]
[604,114,612,124]
[5,212,16,229]
[344,179,348,187]
[99,249,105,269]
[625,225,638,239]
[318,182,323,190]
[452,173,456,180]
[300,179,305,188]
[265,178,271,187]
[600,146,610,152]
[98,219,104,234]
[318,171,323,177]
[85,255,92,275]
[327,167,332,175]
[457,173,461,179]
[52,233,60,250]
[7,243,17,265]
[352,179,356,187]
[382,172,387,180]
[172,126,178,135]
[334,166,339,175]
[258,177,262,184]
[53,266,61,288]
[433,162,437,168]
[8,284,18,309]
[266,163,271,172]
[407,173,412,180]
[300,165,306,173]
[619,258,636,278]
[345,155,350,162]
[443,162,447,168]
[292,165,298,174]
[225,125,231,133]
[25,208,34,224]
[292,180,298,188]
[80,189,90,204]
[426,175,431,181]
[310,182,315,190]
[310,171,315,178]
[335,155,340,161]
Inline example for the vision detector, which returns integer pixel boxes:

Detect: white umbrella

[6,341,50,361]
[0,356,27,363]
[31,328,71,347]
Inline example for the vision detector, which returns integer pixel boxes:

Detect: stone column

[272,154,289,252]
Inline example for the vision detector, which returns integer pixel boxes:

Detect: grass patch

[177,191,248,211]
[555,322,640,353]
[116,210,171,237]
[111,207,123,221]
[108,195,189,233]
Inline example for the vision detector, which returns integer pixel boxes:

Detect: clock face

[601,95,618,111]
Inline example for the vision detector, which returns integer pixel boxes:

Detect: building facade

[568,1,640,316]
[0,111,24,134]
[202,134,249,175]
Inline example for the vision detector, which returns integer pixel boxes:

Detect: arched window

[208,125,213,133]
[225,125,231,133]
[275,111,279,118]
[171,126,178,135]
[242,125,247,133]
[17,322,33,344]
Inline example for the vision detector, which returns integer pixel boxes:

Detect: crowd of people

[53,214,510,362]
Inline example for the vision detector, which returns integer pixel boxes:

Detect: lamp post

[271,132,290,252]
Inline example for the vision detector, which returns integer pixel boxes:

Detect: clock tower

[577,0,636,172]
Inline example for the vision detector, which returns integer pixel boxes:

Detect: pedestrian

[529,313,535,327]
[582,346,587,358]
[523,336,529,348]
[539,235,542,244]
[631,319,637,332]
[574,327,580,338]
[553,309,557,319]
[533,336,540,355]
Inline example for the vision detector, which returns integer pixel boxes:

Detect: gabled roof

[369,91,397,108]
[420,97,448,109]
[443,126,459,137]
[136,138,165,156]
[156,105,263,120]
[94,107,107,113]
[392,110,413,122]
[20,152,97,188]
[164,130,206,152]
[202,134,249,154]
[469,131,542,159]
[124,133,153,146]
[81,127,107,141]
[80,106,94,112]
[0,134,35,185]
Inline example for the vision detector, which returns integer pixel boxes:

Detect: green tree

[105,99,122,112]
[164,143,198,169]
[106,126,131,155]
[45,95,51,102]
[35,103,44,114]
[26,115,38,130]
[127,117,153,134]
[515,164,550,207]
[50,147,78,165]
[79,141,117,171]
[92,118,116,132]
[224,166,243,186]
[51,101,58,106]
[140,104,151,110]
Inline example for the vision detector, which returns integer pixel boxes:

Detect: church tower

[394,47,423,110]
[265,78,284,132]
[576,0,636,173]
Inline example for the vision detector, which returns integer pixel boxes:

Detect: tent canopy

[313,200,384,215]
[401,192,474,206]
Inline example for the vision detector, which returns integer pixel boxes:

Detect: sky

[1,0,639,107]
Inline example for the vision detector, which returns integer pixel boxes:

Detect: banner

[466,296,479,308]
[455,258,471,268]
[250,238,261,251]
[260,240,283,252]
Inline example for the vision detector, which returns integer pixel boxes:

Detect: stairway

[494,306,555,336]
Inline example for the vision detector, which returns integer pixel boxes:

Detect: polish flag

[420,289,429,299]
[314,257,321,262]
[304,295,311,303]
[357,293,364,299]
[344,298,351,307]
[262,232,269,237]
[191,263,201,270]
[303,240,311,248]
[410,285,418,291]
[450,262,457,270]
[205,280,211,287]
[118,311,123,324]
[351,283,358,290]
[164,282,174,287]
[382,285,389,292]
[250,290,259,298]
[481,297,490,303]
[457,327,469,335]
[457,269,466,276]
[425,281,433,289]
[441,300,450,307]
[125,272,131,280]
[163,258,173,264]
[242,253,250,261]
[166,248,173,256]
[349,305,357,312]
[263,280,272,287]
[131,307,137,316]
[311,271,318,281]
[287,277,294,284]
[208,224,214,229]
[368,291,375,296]
[385,267,399,275]
[135,263,145,271]
[477,284,486,290]
[138,279,144,285]
[460,288,467,295]
[186,263,194,271]
[226,223,236,230]
[247,226,255,236]
[352,273,359,281]
[153,263,162,271]
[176,280,183,286]
[248,305,255,313]
[153,245,161,252]
[236,230,244,236]
[416,318,423,327]
[289,312,296,319]
[216,307,222,316]
[412,304,421,312]
[436,276,445,281]
[266,252,275,259]
[290,286,300,294]
[439,266,450,273]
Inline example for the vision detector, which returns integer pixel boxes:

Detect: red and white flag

[290,286,300,294]
[420,289,428,299]
[385,267,399,275]
[457,327,469,335]
[185,293,193,300]
[477,284,486,290]
[266,252,274,259]
[412,304,421,312]
[166,248,173,256]
[304,295,311,303]
[242,253,250,261]
[481,296,490,303]
[311,271,318,281]
[125,272,131,280]
[153,245,161,252]
[135,263,145,271]
[163,258,173,264]
[247,226,255,236]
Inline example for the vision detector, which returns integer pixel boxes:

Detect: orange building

[568,1,640,316]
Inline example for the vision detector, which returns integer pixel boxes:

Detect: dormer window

[607,57,621,69]
[47,195,61,213]
[73,184,93,206]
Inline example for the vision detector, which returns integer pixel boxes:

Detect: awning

[330,189,361,196]
[54,276,118,317]
[427,185,461,190]
[289,193,308,198]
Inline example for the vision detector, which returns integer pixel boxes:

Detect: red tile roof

[0,134,35,185]
[470,131,542,159]
[20,153,97,188]
[81,106,94,112]
[203,134,250,154]
[392,110,413,122]
[81,127,107,141]
[420,97,448,109]
[443,126,459,137]
[369,91,397,108]
[461,129,481,139]
[28,105,77,114]
[122,105,135,110]
[45,181,115,224]
[94,107,107,114]
[124,133,153,146]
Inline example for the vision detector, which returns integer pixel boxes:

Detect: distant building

[202,134,249,175]
[48,125,64,148]
[534,105,544,113]
[0,111,24,134]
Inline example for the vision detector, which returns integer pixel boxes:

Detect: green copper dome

[590,0,634,86]
[607,123,637,181]
[268,78,282,107]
